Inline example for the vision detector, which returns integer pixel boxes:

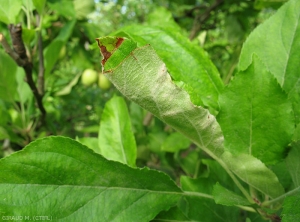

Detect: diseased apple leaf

[218,55,294,165]
[239,0,300,124]
[114,25,224,111]
[0,136,182,221]
[98,95,137,167]
[96,38,224,160]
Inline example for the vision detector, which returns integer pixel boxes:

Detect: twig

[0,33,25,66]
[37,15,45,94]
[189,0,224,40]
[2,24,47,122]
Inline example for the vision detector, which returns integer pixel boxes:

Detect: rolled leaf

[97,37,224,159]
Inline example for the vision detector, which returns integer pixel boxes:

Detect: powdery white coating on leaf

[104,45,224,158]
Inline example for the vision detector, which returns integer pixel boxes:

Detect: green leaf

[0,0,22,24]
[221,152,285,199]
[97,39,224,159]
[146,7,182,32]
[55,73,81,96]
[44,20,76,76]
[180,176,240,222]
[161,132,190,152]
[115,25,224,110]
[218,55,294,165]
[0,51,18,102]
[76,137,99,150]
[286,141,300,187]
[0,136,182,221]
[73,0,95,20]
[238,0,300,123]
[98,96,137,167]
[281,190,300,222]
[254,0,287,9]
[213,183,251,206]
[32,0,46,14]
[153,205,190,221]
[48,1,76,19]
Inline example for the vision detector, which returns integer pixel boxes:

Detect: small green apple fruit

[98,73,111,90]
[59,46,66,59]
[81,69,98,86]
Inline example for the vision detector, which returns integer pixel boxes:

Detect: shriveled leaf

[0,136,181,221]
[221,152,284,199]
[213,183,251,206]
[115,25,224,110]
[98,96,137,167]
[97,38,224,159]
[218,55,294,165]
[239,0,300,123]
[286,141,300,187]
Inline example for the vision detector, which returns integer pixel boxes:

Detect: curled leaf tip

[96,37,124,66]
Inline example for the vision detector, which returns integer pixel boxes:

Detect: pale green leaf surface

[0,0,22,24]
[32,0,46,14]
[76,137,99,151]
[213,183,251,206]
[16,68,31,104]
[98,96,137,167]
[286,141,300,187]
[221,152,284,199]
[0,136,181,221]
[146,7,182,32]
[239,0,300,123]
[218,55,294,165]
[0,51,18,102]
[116,25,224,110]
[161,132,190,152]
[281,190,300,222]
[102,44,224,159]
[74,0,94,20]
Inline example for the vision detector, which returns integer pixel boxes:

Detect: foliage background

[0,0,295,221]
